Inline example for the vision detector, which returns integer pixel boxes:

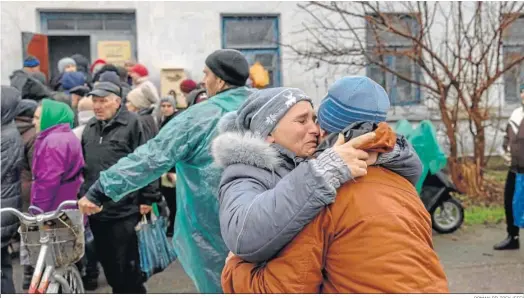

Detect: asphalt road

[10,224,524,294]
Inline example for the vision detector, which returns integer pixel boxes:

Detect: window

[222,15,281,87]
[366,14,422,106]
[503,15,524,104]
[41,12,135,33]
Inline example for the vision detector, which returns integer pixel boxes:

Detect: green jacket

[86,87,252,293]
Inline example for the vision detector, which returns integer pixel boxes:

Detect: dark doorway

[48,35,90,81]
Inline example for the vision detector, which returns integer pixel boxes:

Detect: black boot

[23,265,34,290]
[493,235,520,250]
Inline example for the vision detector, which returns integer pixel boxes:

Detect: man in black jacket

[1,86,24,294]
[80,81,161,293]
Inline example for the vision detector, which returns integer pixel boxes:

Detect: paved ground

[10,224,524,293]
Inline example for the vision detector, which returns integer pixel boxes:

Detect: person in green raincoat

[78,49,252,293]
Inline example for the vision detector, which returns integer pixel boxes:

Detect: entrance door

[48,35,91,81]
[21,32,49,80]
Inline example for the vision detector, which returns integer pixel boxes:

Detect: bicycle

[0,200,85,294]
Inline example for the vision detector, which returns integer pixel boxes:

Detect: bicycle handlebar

[0,200,79,224]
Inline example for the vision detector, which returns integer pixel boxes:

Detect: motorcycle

[420,170,464,234]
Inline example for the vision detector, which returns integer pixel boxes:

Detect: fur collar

[212,131,282,171]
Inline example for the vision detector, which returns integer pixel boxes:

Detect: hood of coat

[1,86,21,125]
[40,99,75,132]
[16,99,38,118]
[10,70,51,100]
[61,71,85,91]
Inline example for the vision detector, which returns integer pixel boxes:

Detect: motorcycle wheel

[431,196,464,234]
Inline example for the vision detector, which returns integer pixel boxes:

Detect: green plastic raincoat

[394,119,447,192]
[86,87,252,293]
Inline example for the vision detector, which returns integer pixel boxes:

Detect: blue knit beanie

[520,83,524,92]
[24,56,40,68]
[317,76,390,134]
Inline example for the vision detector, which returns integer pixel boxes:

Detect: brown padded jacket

[222,125,449,294]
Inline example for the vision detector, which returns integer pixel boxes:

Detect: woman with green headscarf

[31,98,84,212]
[22,99,87,288]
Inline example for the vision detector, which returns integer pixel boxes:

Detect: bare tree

[286,1,524,196]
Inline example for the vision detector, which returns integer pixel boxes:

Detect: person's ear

[266,134,276,143]
[217,78,227,91]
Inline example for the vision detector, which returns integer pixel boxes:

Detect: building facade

[1,1,522,156]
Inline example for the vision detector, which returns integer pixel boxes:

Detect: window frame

[502,14,524,104]
[221,14,282,87]
[365,13,423,106]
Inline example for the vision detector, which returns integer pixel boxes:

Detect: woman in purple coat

[21,98,87,289]
[31,98,84,211]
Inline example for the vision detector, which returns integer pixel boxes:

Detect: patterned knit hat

[317,76,390,134]
[219,87,312,138]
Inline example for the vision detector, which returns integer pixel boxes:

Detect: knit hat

[90,59,106,74]
[221,87,312,138]
[127,86,156,110]
[160,96,177,108]
[317,76,390,134]
[129,64,149,77]
[520,83,524,92]
[205,49,249,86]
[24,56,40,68]
[180,79,197,94]
[57,57,76,73]
[40,98,75,131]
[61,71,86,91]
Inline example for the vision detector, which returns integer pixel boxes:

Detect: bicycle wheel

[46,265,85,294]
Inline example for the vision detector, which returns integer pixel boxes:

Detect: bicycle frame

[1,200,81,294]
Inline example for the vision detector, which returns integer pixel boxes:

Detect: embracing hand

[332,132,376,178]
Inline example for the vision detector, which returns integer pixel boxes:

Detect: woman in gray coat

[212,83,422,264]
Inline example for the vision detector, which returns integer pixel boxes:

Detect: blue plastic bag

[136,215,177,280]
[513,173,524,228]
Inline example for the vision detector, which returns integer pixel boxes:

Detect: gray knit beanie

[219,87,312,138]
[160,95,177,108]
[57,57,76,73]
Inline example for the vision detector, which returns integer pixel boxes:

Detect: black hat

[69,85,91,97]
[88,81,121,98]
[205,49,249,87]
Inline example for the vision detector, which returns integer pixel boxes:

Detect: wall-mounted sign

[160,68,188,108]
[97,41,131,66]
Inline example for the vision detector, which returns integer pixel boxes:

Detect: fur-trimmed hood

[211,111,303,171]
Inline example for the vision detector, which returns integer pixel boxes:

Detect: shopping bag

[136,216,162,280]
[136,214,177,280]
[513,173,524,228]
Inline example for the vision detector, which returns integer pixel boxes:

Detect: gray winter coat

[1,86,24,248]
[212,121,423,264]
[212,131,350,263]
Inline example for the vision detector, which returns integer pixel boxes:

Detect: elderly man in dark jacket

[1,86,24,294]
[80,80,161,294]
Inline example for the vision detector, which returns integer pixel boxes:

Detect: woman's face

[33,106,42,133]
[267,101,319,158]
[161,102,175,117]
